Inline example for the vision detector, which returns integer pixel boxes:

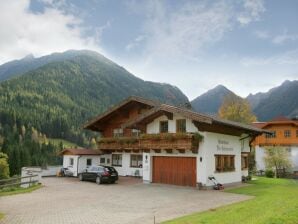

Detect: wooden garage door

[152,157,196,187]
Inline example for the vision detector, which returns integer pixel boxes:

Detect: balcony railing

[97,133,201,152]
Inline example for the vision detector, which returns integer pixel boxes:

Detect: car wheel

[96,176,101,185]
[79,174,84,181]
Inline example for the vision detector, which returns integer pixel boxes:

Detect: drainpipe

[77,156,81,177]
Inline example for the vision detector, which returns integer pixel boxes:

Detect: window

[160,121,168,133]
[284,130,291,138]
[272,131,276,138]
[296,130,298,138]
[69,158,74,166]
[241,154,249,170]
[86,158,92,166]
[215,155,235,172]
[132,129,141,137]
[112,154,122,166]
[265,131,276,138]
[113,128,123,137]
[176,119,186,133]
[100,157,105,164]
[107,158,110,164]
[130,154,143,168]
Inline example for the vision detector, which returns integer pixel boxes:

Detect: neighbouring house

[84,96,266,188]
[253,116,298,173]
[60,148,101,177]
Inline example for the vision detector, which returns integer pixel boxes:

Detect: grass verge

[163,177,298,224]
[0,184,42,197]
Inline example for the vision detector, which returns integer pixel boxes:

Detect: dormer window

[160,121,168,133]
[113,128,123,137]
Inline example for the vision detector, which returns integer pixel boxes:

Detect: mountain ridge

[0,50,189,145]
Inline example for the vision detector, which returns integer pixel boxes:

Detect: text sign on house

[217,139,234,152]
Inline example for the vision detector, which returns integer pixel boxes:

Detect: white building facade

[61,149,101,177]
[84,96,264,188]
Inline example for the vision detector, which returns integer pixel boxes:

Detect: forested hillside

[0,50,189,176]
[0,50,189,146]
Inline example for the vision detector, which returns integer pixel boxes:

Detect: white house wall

[63,155,101,177]
[78,156,101,173]
[63,155,78,176]
[111,153,143,177]
[199,132,244,186]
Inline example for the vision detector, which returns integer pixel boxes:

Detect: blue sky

[0,0,298,99]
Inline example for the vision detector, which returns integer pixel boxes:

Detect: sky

[0,0,297,100]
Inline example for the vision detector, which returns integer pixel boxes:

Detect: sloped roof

[84,96,267,136]
[83,96,159,131]
[123,103,266,134]
[255,116,298,129]
[60,148,101,156]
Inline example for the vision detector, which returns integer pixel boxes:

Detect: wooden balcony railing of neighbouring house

[97,132,203,153]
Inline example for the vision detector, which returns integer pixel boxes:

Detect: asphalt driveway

[0,177,251,224]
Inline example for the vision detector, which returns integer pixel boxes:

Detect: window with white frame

[112,154,122,166]
[130,154,142,168]
[113,128,123,137]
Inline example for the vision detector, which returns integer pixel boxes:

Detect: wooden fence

[0,175,39,189]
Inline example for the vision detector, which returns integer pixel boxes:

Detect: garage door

[152,156,196,187]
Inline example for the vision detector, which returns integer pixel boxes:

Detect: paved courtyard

[0,177,251,224]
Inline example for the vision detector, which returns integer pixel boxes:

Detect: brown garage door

[152,156,196,187]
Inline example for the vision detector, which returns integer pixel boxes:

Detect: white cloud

[254,30,270,39]
[0,0,101,64]
[125,35,145,51]
[125,0,266,62]
[254,29,298,45]
[272,32,298,44]
[135,1,234,60]
[241,49,298,66]
[237,0,265,25]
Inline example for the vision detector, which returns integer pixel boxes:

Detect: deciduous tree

[0,152,10,179]
[264,146,292,178]
[218,94,257,124]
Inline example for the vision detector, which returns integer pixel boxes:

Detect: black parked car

[79,165,118,184]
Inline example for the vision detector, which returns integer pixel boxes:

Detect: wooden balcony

[97,133,200,153]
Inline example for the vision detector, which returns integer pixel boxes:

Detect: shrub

[265,169,274,178]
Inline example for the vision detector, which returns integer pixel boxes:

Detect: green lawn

[0,184,42,197]
[0,213,4,220]
[164,177,298,224]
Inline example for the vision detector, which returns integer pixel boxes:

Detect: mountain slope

[0,50,97,82]
[247,80,298,121]
[0,50,189,144]
[191,85,236,114]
